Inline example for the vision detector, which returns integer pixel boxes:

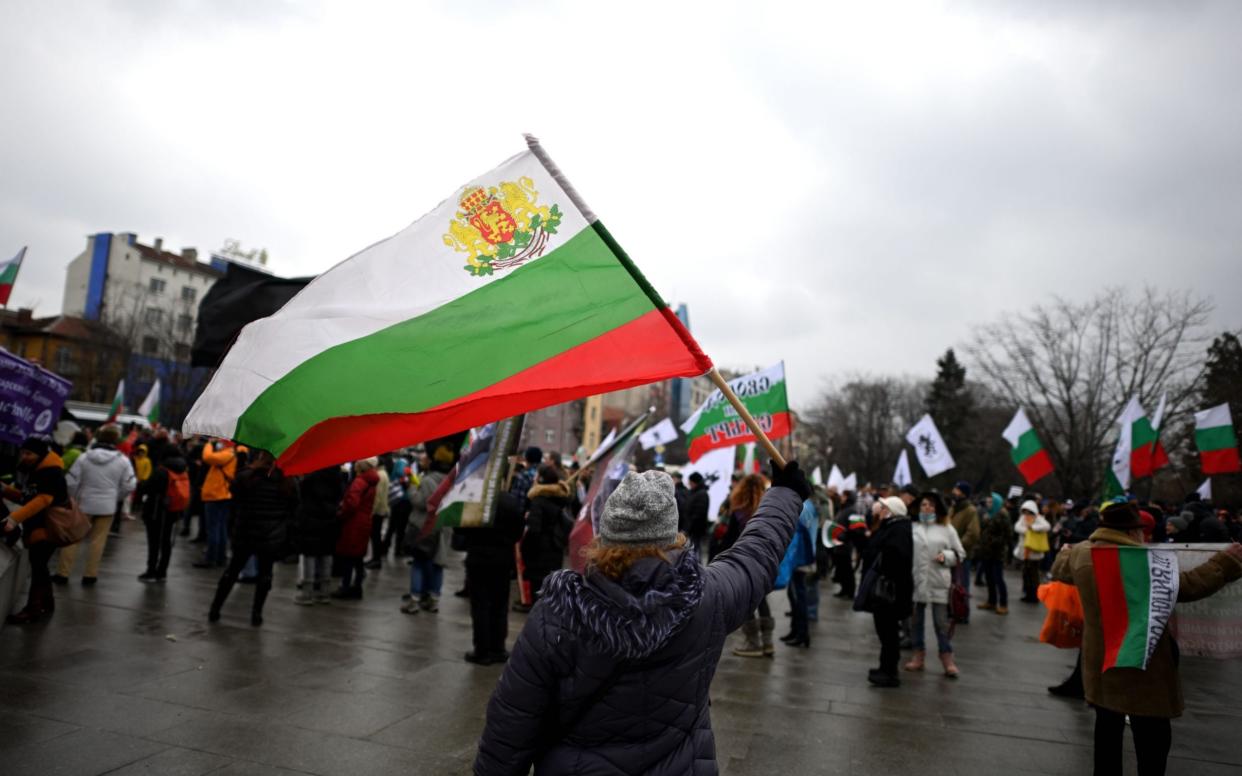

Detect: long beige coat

[1052,527,1242,718]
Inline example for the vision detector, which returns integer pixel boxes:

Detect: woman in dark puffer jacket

[474,462,810,775]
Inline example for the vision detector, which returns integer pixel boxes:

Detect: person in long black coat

[462,491,526,665]
[290,466,345,604]
[208,451,299,626]
[861,496,914,687]
[474,463,810,775]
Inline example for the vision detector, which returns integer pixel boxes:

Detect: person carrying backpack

[139,451,190,582]
[519,465,571,607]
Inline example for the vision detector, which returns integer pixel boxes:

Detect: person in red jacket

[333,459,379,599]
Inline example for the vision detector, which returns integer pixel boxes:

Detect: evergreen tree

[1200,333,1242,505]
[924,349,976,488]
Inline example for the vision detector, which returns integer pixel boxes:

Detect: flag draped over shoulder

[184,137,712,474]
[680,362,791,462]
[1092,546,1179,671]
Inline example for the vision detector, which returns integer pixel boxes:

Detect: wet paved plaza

[2,521,1241,775]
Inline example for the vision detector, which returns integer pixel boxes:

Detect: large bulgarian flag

[184,137,712,474]
[1001,408,1054,485]
[1092,546,1179,671]
[1194,403,1241,474]
[680,362,791,462]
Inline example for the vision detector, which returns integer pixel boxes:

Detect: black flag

[191,263,312,368]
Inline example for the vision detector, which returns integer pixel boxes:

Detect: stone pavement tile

[0,709,78,753]
[367,705,485,760]
[208,762,318,776]
[123,665,267,711]
[0,670,216,737]
[2,727,165,776]
[1166,758,1242,776]
[102,745,231,775]
[279,691,416,739]
[278,665,391,695]
[149,713,460,776]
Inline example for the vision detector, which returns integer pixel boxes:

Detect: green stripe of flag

[1009,428,1043,466]
[236,223,652,456]
[1196,425,1237,453]
[1115,549,1152,668]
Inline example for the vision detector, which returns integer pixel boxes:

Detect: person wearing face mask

[862,496,914,687]
[905,492,967,678]
[1052,501,1242,776]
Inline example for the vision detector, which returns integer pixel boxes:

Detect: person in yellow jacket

[194,440,245,568]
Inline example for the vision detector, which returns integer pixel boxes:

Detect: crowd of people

[3,426,1241,775]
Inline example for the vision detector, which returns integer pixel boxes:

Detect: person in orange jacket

[194,440,245,568]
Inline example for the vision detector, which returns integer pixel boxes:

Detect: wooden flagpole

[706,367,787,469]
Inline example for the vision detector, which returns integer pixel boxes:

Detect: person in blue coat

[474,462,810,775]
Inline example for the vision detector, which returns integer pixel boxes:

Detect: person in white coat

[54,426,138,585]
[1013,499,1052,603]
[905,491,966,678]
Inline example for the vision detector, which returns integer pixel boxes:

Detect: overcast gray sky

[2,1,1239,408]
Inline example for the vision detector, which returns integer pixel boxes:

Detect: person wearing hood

[905,492,967,678]
[138,449,190,582]
[474,462,809,775]
[1052,501,1242,776]
[196,440,241,569]
[208,450,298,626]
[54,425,137,586]
[976,492,1015,615]
[1014,500,1052,603]
[862,496,914,687]
[2,437,70,624]
[520,464,572,605]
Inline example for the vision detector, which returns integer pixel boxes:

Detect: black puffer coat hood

[475,487,803,776]
[541,548,704,661]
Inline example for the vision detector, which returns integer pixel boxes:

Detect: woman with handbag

[2,437,71,624]
[905,492,967,678]
[861,496,913,687]
[1014,499,1051,603]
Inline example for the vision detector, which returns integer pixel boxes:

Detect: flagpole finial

[522,133,596,224]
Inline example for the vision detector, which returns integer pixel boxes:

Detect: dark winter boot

[251,576,272,626]
[208,573,237,623]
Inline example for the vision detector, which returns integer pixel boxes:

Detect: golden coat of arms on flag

[443,176,563,276]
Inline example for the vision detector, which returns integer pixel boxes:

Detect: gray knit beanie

[599,470,679,546]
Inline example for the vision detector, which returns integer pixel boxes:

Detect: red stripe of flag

[1093,546,1129,671]
[1017,449,1054,485]
[1202,447,1242,475]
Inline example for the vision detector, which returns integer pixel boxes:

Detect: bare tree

[802,376,927,485]
[966,287,1214,497]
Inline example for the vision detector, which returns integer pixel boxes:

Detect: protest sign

[0,350,71,444]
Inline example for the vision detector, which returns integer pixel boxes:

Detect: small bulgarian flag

[681,362,791,462]
[184,137,712,474]
[0,247,25,306]
[106,379,125,423]
[1118,396,1169,480]
[1092,546,1179,671]
[1001,408,1054,485]
[137,378,161,426]
[1194,403,1241,475]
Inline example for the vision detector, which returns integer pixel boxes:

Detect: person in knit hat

[476,462,811,775]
